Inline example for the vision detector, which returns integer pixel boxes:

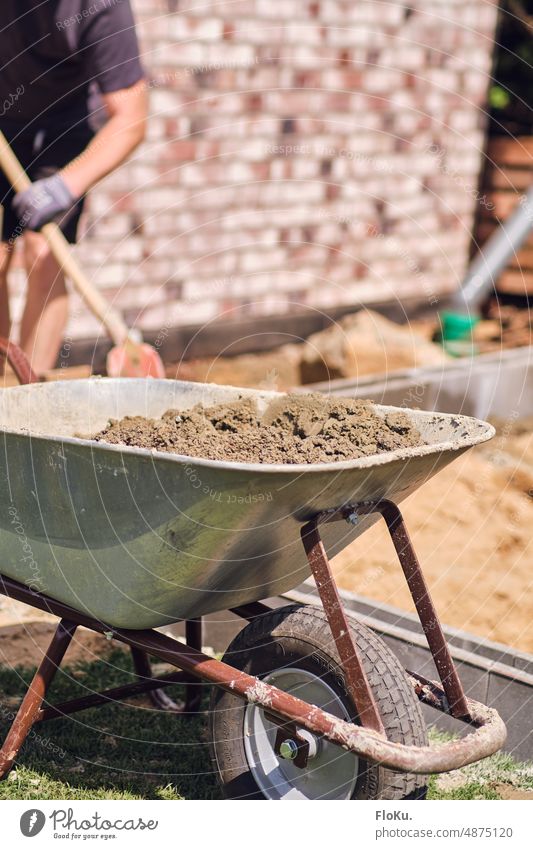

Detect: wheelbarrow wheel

[210,604,428,800]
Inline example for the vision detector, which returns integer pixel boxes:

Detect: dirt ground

[0,598,115,668]
[333,420,533,652]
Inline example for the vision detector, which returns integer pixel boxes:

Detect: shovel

[0,131,165,378]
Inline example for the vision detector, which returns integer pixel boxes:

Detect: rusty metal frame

[301,500,470,721]
[130,617,203,713]
[301,519,385,733]
[0,554,506,780]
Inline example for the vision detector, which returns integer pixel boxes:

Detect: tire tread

[210,603,428,800]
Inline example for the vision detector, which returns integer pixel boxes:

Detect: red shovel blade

[106,341,166,378]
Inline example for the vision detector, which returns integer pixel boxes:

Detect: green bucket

[438,311,479,357]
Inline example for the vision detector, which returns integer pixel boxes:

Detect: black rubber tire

[210,604,428,800]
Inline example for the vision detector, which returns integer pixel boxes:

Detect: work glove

[12,173,77,232]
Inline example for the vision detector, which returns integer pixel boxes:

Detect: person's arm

[60,80,148,197]
[12,1,146,231]
[12,81,147,231]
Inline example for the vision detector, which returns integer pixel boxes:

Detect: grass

[0,651,531,800]
[0,649,222,800]
[427,730,533,801]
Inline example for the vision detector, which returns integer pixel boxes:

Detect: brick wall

[10,0,500,347]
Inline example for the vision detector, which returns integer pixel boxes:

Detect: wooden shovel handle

[0,131,129,346]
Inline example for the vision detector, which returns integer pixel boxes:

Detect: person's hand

[12,174,77,231]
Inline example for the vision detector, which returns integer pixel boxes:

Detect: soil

[0,417,530,661]
[494,785,533,800]
[0,616,116,668]
[333,417,533,652]
[92,393,423,464]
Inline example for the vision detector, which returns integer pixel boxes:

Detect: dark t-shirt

[0,0,144,130]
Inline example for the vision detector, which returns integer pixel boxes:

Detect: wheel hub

[275,728,319,766]
[244,667,359,800]
[279,739,299,760]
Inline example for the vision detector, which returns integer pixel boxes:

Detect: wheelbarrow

[0,340,506,800]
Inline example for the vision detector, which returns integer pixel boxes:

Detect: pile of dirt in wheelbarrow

[92,394,423,464]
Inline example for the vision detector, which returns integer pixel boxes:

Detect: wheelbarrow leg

[377,501,470,718]
[301,521,385,734]
[130,618,203,714]
[305,500,470,720]
[0,619,76,779]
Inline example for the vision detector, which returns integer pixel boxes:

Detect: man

[0,1,147,374]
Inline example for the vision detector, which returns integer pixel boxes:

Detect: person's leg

[0,241,14,343]
[20,231,68,374]
[0,242,14,376]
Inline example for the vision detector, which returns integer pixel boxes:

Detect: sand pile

[93,393,423,464]
[300,310,449,383]
[333,418,533,652]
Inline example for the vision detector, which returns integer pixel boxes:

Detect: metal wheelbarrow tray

[0,360,507,799]
[0,377,494,628]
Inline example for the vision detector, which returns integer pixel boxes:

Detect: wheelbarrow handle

[0,338,39,385]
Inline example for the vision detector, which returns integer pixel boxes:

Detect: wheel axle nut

[279,739,299,760]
